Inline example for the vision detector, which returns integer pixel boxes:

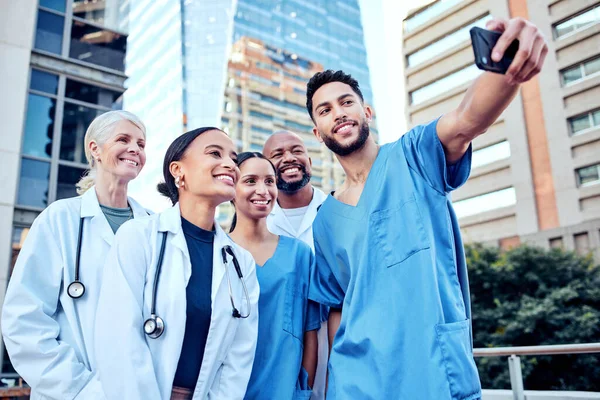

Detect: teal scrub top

[245,236,322,400]
[309,118,482,400]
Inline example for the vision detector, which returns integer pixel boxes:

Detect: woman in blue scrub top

[229,152,320,400]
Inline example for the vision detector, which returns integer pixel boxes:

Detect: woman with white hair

[2,110,149,400]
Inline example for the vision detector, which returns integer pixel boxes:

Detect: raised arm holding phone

[306,17,548,400]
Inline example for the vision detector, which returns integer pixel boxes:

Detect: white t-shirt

[281,205,310,235]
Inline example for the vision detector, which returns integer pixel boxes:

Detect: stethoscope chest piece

[144,314,164,339]
[67,281,85,299]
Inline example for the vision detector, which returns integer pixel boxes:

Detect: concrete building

[0,0,130,375]
[221,37,350,194]
[402,0,600,259]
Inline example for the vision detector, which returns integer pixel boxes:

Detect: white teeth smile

[284,168,299,174]
[252,200,269,205]
[216,175,233,182]
[122,159,138,166]
[336,125,352,134]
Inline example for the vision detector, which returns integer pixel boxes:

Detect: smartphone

[470,27,519,75]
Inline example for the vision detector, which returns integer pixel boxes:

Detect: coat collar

[79,187,149,246]
[157,203,233,302]
[269,186,327,237]
[80,186,149,218]
[79,187,111,246]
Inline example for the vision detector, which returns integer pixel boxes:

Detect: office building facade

[124,0,376,212]
[402,0,600,258]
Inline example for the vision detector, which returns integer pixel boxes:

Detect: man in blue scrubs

[306,18,548,399]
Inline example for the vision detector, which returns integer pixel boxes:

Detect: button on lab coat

[94,203,260,400]
[1,187,148,400]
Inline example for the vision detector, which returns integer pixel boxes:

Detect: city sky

[359,0,432,143]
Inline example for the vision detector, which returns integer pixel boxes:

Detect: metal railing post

[508,355,525,400]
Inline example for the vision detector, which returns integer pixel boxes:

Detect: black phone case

[470,27,519,74]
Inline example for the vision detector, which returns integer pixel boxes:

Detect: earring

[175,176,184,188]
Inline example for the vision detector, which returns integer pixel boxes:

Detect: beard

[277,164,311,193]
[321,119,370,156]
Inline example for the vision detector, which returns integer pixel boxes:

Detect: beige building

[402,0,600,258]
[222,37,350,194]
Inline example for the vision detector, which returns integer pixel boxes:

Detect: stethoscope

[143,233,251,339]
[67,217,86,299]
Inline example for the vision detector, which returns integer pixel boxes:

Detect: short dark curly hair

[306,70,364,122]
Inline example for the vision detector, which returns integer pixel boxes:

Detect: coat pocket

[435,319,482,400]
[370,197,430,268]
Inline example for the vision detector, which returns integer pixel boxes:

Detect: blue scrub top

[309,119,482,400]
[244,236,322,400]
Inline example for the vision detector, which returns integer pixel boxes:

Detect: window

[72,0,123,31]
[407,14,491,67]
[404,0,463,33]
[35,10,65,54]
[22,94,56,159]
[250,110,273,120]
[561,56,600,85]
[17,68,123,208]
[577,164,600,186]
[410,64,480,105]
[250,125,271,135]
[553,5,600,38]
[34,2,128,72]
[65,78,122,108]
[69,20,127,72]
[60,103,102,163]
[284,120,313,133]
[471,141,511,169]
[56,165,86,200]
[30,69,59,94]
[17,159,51,208]
[574,232,590,255]
[568,108,600,135]
[549,237,563,249]
[453,187,516,219]
[40,0,66,13]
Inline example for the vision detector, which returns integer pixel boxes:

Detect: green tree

[467,244,600,390]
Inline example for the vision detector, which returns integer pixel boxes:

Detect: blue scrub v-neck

[244,236,321,400]
[309,118,481,400]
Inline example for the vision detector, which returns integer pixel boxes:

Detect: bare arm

[438,17,548,162]
[325,308,342,394]
[327,309,342,353]
[302,330,318,387]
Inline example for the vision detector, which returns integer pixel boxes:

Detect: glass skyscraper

[233,0,373,105]
[124,0,375,212]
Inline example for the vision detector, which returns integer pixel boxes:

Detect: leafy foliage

[467,244,600,390]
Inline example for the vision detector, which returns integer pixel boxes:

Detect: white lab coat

[94,203,259,400]
[1,187,149,400]
[266,187,328,400]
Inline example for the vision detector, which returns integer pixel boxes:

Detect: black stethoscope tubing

[143,234,251,339]
[67,217,86,299]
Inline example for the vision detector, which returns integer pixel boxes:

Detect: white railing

[473,343,600,400]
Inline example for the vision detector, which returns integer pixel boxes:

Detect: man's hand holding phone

[471,17,549,85]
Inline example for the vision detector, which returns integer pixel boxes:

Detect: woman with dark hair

[94,128,259,400]
[229,152,320,400]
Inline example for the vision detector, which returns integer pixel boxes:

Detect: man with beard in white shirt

[263,130,328,400]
